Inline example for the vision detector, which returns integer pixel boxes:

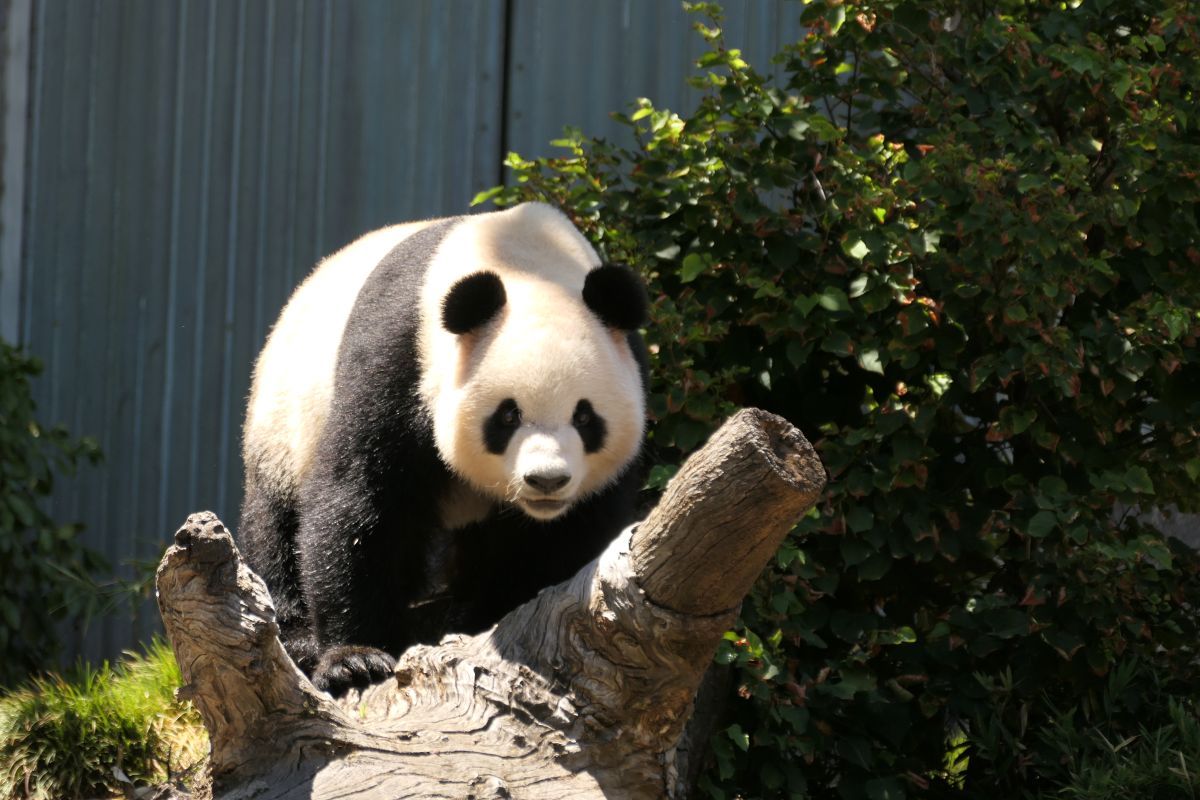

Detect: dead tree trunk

[156,408,825,799]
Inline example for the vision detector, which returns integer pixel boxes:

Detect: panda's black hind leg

[310,645,396,695]
[238,470,317,673]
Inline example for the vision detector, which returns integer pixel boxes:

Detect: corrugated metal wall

[506,0,803,155]
[9,0,804,662]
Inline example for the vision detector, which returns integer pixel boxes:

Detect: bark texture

[156,408,825,799]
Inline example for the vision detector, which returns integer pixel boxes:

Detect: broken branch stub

[630,407,827,616]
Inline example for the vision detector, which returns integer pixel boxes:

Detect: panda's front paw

[311,644,396,696]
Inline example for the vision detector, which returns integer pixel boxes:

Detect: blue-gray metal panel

[21,0,505,663]
[505,0,805,162]
[1,0,33,343]
[75,1,121,659]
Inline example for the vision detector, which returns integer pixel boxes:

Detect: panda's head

[424,227,648,522]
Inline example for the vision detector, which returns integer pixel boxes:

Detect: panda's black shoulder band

[582,264,648,332]
[442,271,507,334]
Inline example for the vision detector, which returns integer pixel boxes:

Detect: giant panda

[238,202,648,695]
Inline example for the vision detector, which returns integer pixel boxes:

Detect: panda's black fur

[238,205,648,695]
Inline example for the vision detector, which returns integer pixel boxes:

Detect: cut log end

[755,409,826,496]
[630,409,826,616]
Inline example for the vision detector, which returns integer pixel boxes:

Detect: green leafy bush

[0,640,205,800]
[0,340,102,687]
[481,0,1200,796]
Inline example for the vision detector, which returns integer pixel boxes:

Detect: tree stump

[156,408,825,799]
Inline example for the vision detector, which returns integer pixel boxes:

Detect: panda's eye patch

[484,398,522,454]
[572,400,607,453]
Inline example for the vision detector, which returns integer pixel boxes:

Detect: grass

[1057,698,1200,800]
[0,640,206,800]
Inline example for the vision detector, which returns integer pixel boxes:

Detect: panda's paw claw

[311,644,396,696]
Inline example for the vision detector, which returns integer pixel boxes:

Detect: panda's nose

[524,470,570,494]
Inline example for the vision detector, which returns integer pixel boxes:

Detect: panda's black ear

[582,264,648,331]
[442,271,507,334]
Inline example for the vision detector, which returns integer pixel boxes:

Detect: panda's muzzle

[523,470,570,495]
[519,469,573,519]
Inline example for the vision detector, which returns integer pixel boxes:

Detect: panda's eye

[572,399,607,453]
[502,405,521,427]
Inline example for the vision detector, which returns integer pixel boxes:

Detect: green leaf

[818,287,851,312]
[925,372,952,397]
[826,670,876,700]
[846,506,874,533]
[1043,629,1085,661]
[920,230,940,254]
[1027,510,1057,538]
[776,544,803,569]
[840,537,873,567]
[1124,465,1155,494]
[857,349,885,374]
[680,253,710,283]
[786,340,812,368]
[469,186,504,206]
[645,464,678,491]
[1112,71,1133,99]
[794,294,821,317]
[986,609,1030,639]
[828,5,846,34]
[787,118,811,139]
[767,239,799,270]
[858,553,892,581]
[7,495,36,528]
[778,705,809,734]
[726,723,750,752]
[844,238,871,261]
[760,761,785,790]
[821,330,854,356]
[1016,174,1046,193]
[999,406,1037,435]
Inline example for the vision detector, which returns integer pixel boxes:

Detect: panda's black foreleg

[294,474,402,693]
[237,471,318,673]
[293,425,445,695]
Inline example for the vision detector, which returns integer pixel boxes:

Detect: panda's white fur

[245,203,644,526]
